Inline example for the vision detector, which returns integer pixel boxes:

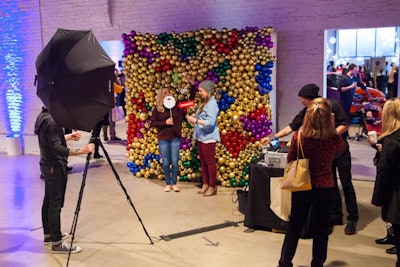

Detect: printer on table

[260,145,288,168]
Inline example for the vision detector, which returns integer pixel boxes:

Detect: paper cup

[368,131,377,144]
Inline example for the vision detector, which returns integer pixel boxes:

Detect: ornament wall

[123,26,277,187]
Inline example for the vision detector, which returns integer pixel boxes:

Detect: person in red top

[278,98,346,267]
[150,88,184,192]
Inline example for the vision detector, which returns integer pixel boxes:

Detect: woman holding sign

[150,88,184,192]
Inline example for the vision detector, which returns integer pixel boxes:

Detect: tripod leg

[67,152,92,266]
[98,139,154,244]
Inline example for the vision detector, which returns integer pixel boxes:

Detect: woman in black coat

[372,98,400,267]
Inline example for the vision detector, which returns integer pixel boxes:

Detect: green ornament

[172,73,179,84]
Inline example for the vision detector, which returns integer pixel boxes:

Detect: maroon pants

[197,142,217,187]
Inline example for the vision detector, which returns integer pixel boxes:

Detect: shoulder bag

[111,106,125,122]
[281,131,312,191]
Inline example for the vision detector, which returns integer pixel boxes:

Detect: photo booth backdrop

[123,26,276,187]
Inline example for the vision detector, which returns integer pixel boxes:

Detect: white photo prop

[163,96,176,118]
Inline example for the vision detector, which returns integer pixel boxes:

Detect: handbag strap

[297,131,305,159]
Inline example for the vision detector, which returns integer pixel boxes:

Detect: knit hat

[198,80,215,94]
[298,84,320,99]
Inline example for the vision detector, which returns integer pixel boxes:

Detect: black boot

[386,246,397,254]
[375,229,395,245]
[93,138,103,158]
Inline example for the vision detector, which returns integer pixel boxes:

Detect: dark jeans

[41,164,67,244]
[278,188,334,267]
[197,142,217,187]
[340,92,354,117]
[332,147,359,222]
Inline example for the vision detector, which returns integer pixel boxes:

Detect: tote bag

[281,132,312,191]
[270,177,291,221]
[111,106,125,122]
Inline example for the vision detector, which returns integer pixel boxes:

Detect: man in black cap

[262,83,359,235]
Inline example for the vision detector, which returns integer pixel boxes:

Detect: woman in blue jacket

[187,80,220,197]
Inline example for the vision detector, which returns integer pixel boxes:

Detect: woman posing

[150,88,183,192]
[186,80,220,197]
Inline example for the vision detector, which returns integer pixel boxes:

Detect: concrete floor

[0,124,396,267]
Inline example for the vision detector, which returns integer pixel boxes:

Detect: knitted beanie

[298,84,320,99]
[198,80,215,94]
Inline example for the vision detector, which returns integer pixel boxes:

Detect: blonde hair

[301,98,336,139]
[378,98,400,140]
[155,88,170,112]
[198,90,212,113]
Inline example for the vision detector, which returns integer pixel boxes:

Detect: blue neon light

[0,3,26,134]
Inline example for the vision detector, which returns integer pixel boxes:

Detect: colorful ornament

[122,26,276,186]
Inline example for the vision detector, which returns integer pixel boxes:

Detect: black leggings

[278,188,334,267]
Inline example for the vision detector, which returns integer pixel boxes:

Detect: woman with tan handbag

[278,98,346,267]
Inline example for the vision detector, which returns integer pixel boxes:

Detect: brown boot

[197,184,208,194]
[203,187,217,197]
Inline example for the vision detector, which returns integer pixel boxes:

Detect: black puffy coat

[371,129,400,224]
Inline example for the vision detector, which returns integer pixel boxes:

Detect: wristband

[195,119,198,124]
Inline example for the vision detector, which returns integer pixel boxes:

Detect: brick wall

[1,0,399,153]
[0,1,42,154]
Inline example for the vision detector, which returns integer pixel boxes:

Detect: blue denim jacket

[193,96,220,142]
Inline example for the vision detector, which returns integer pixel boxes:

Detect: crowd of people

[35,58,399,265]
[327,61,398,99]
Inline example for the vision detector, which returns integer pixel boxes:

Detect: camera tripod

[66,137,153,266]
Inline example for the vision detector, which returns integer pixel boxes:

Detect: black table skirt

[244,161,289,231]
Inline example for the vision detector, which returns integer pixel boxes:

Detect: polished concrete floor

[0,125,397,267]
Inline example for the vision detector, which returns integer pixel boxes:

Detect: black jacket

[372,129,400,224]
[34,108,69,167]
[289,98,350,140]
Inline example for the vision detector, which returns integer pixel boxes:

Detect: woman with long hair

[278,98,345,267]
[150,88,183,192]
[372,98,400,266]
[186,80,220,197]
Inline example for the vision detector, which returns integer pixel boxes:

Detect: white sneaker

[51,242,82,254]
